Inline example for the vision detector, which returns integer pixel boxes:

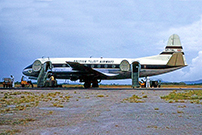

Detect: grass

[0,91,72,114]
[177,110,184,114]
[123,94,145,103]
[142,95,148,98]
[161,90,202,104]
[97,95,105,97]
[0,118,35,126]
[0,129,21,135]
[147,125,158,129]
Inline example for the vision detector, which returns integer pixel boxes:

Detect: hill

[184,79,202,85]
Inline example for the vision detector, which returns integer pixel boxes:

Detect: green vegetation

[142,95,148,98]
[0,129,21,135]
[122,94,145,103]
[0,118,35,126]
[0,118,36,134]
[0,91,72,114]
[147,125,158,129]
[97,95,105,97]
[161,90,202,104]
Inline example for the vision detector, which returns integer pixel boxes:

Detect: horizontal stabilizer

[167,53,185,66]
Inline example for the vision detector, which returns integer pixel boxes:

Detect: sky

[0,0,202,83]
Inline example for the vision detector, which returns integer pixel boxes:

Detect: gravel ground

[0,89,201,135]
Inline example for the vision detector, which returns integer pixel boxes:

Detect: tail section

[159,34,187,67]
[160,34,184,55]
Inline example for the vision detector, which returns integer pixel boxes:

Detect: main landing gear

[83,79,99,88]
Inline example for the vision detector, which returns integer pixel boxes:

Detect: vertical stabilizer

[160,34,184,55]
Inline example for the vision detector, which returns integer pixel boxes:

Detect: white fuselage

[22,34,187,88]
[23,54,185,80]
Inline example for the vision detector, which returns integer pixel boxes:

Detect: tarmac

[1,87,202,90]
[0,88,201,135]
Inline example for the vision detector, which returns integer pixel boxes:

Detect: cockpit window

[25,64,32,69]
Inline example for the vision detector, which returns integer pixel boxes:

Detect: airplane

[22,34,187,88]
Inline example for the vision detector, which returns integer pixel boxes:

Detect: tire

[92,83,99,87]
[84,82,91,88]
[92,79,99,88]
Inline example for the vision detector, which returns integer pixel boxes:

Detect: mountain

[184,79,202,85]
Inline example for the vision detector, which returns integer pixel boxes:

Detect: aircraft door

[43,61,52,72]
[131,61,141,88]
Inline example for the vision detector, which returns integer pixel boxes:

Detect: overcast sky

[0,0,202,83]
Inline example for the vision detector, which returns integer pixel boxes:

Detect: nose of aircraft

[22,69,27,75]
[22,64,33,76]
[22,68,30,76]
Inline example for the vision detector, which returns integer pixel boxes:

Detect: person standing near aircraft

[11,75,14,87]
[50,75,54,81]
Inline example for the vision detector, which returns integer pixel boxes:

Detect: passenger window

[62,64,66,67]
[112,65,116,68]
[97,64,101,68]
[91,65,94,68]
[104,65,108,68]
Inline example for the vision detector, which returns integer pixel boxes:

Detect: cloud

[183,51,202,80]
[157,15,202,52]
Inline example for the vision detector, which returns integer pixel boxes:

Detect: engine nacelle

[32,60,42,72]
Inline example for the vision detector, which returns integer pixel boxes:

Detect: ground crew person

[50,75,54,81]
[21,76,24,81]
[50,75,55,87]
[11,75,14,88]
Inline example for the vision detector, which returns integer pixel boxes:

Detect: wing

[66,61,118,78]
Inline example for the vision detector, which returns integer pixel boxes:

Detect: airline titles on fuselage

[73,60,115,64]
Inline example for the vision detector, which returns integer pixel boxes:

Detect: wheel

[92,79,99,87]
[92,83,99,87]
[84,82,91,88]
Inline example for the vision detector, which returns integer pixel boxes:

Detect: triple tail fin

[160,34,184,55]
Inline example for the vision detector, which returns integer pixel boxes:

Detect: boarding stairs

[37,62,51,87]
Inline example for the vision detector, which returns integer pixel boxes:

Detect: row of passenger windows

[28,63,168,70]
[37,63,121,69]
[52,64,119,68]
[85,64,119,68]
[27,64,120,69]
